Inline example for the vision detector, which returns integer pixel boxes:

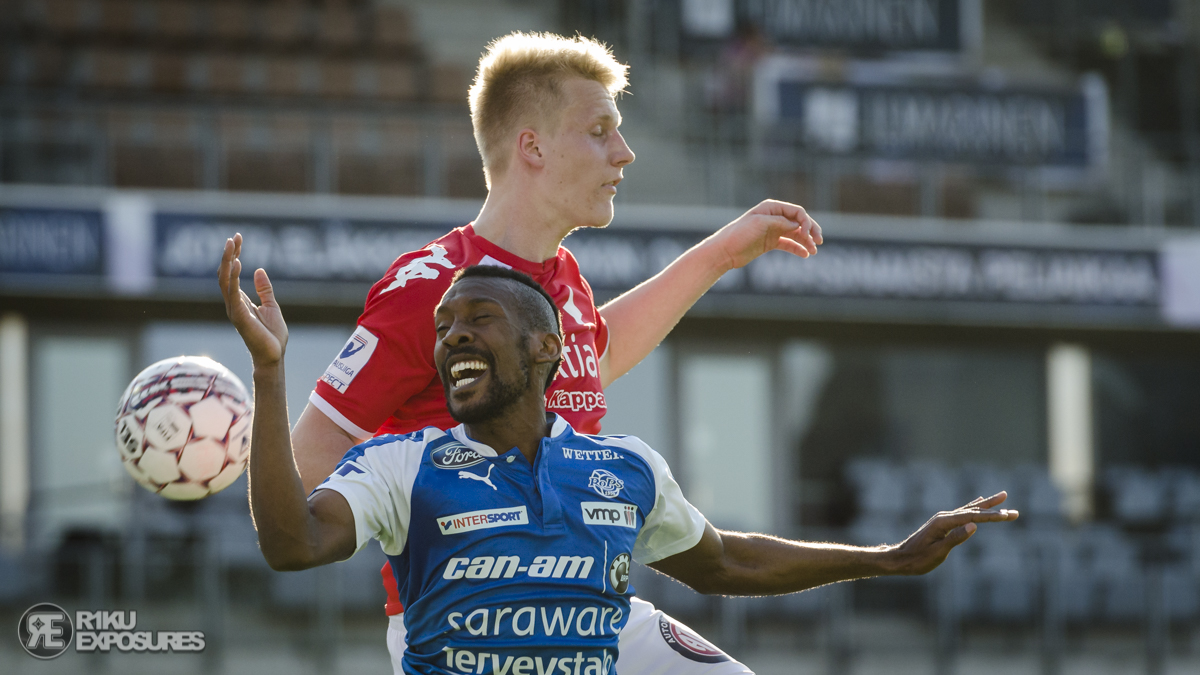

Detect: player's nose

[612,130,634,167]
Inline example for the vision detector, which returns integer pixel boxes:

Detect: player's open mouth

[449,359,489,391]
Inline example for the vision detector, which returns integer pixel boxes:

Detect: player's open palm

[714,199,823,268]
[219,233,288,367]
[889,492,1018,576]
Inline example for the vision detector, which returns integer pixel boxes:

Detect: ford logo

[431,442,486,470]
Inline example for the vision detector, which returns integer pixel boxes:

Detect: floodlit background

[2,0,1200,673]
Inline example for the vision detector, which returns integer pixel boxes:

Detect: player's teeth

[450,360,488,377]
[454,377,476,389]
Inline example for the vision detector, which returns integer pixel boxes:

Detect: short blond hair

[469,32,629,184]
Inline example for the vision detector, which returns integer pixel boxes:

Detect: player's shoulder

[572,432,664,476]
[364,227,476,305]
[339,426,451,468]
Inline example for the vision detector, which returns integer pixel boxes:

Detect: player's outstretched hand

[218,233,288,367]
[887,492,1018,576]
[711,199,823,269]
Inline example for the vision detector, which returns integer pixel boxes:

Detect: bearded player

[224,263,1018,675]
[220,32,822,674]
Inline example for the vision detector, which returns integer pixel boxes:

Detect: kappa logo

[438,506,528,535]
[380,245,455,293]
[581,502,637,529]
[546,390,606,413]
[431,442,487,470]
[587,470,624,498]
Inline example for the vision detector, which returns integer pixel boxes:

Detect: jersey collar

[463,223,561,277]
[448,414,574,456]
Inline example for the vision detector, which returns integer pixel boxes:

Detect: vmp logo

[19,603,73,659]
[581,502,637,529]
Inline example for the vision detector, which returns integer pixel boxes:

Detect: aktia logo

[587,469,624,498]
[431,442,487,470]
[581,502,637,529]
[18,605,205,658]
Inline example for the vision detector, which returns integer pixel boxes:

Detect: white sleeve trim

[312,437,423,557]
[594,435,707,565]
[309,390,373,440]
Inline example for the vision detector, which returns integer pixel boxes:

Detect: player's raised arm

[649,493,1017,596]
[597,199,822,384]
[219,235,357,571]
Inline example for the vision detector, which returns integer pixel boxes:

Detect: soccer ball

[114,356,253,500]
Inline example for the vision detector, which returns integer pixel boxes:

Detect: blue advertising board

[0,207,105,276]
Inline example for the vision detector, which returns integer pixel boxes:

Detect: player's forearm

[598,239,729,384]
[248,364,325,571]
[695,531,898,596]
[293,403,362,493]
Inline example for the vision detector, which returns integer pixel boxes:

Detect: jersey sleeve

[597,436,707,564]
[313,435,424,557]
[310,252,450,438]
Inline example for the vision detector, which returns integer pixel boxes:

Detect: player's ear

[533,331,562,366]
[515,129,545,169]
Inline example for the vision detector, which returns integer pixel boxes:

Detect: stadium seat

[209,1,254,43]
[98,0,141,38]
[907,460,962,516]
[317,4,360,50]
[371,6,414,50]
[154,0,200,41]
[377,62,418,101]
[1104,465,1170,525]
[205,53,245,94]
[151,51,188,92]
[263,56,304,97]
[1172,469,1200,521]
[846,457,907,516]
[1013,464,1065,525]
[37,0,90,34]
[262,0,310,46]
[320,59,358,99]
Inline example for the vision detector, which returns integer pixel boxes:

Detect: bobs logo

[587,470,624,498]
[438,506,528,535]
[431,442,486,470]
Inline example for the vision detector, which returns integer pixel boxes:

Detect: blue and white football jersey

[316,414,707,675]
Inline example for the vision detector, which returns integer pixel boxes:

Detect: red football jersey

[311,224,610,439]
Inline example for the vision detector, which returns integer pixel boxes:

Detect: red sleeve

[310,253,452,439]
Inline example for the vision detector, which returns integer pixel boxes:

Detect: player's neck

[472,186,573,263]
[464,404,553,465]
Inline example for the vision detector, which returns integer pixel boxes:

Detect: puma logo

[458,464,497,490]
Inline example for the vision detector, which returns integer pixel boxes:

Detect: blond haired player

[222,32,822,674]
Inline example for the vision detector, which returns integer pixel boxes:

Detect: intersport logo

[546,389,606,412]
[437,506,528,535]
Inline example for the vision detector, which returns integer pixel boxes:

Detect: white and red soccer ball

[115,356,252,500]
